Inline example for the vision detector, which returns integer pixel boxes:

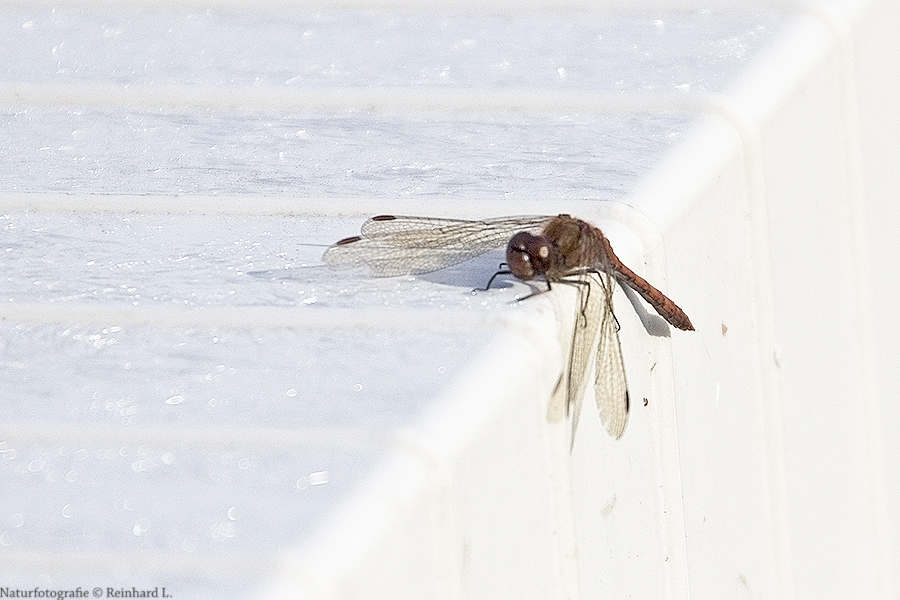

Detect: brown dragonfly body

[502,215,693,331]
[323,213,693,439]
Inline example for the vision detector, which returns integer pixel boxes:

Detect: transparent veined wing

[593,272,629,439]
[562,271,628,443]
[324,213,633,440]
[563,272,604,445]
[322,215,553,277]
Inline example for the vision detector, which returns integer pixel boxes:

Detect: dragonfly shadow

[246,265,329,281]
[417,251,512,289]
[617,283,671,338]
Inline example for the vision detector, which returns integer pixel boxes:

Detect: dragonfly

[322,214,693,439]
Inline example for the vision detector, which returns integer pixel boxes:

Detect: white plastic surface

[1,1,899,599]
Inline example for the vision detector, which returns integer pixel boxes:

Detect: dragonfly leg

[515,287,549,301]
[556,276,594,327]
[479,265,512,291]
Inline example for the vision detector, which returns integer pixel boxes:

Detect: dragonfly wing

[360,215,551,240]
[361,215,482,238]
[322,238,502,276]
[594,273,629,439]
[323,215,552,277]
[564,273,603,445]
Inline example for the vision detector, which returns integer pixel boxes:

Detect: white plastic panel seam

[264,300,565,599]
[621,73,795,600]
[791,3,892,593]
[556,199,691,600]
[0,303,519,331]
[0,549,280,580]
[0,85,798,113]
[0,421,402,450]
[624,15,876,599]
[658,97,797,600]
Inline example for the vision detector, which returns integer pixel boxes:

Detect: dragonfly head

[506,231,558,281]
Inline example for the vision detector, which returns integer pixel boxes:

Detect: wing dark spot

[371,215,397,221]
[335,236,362,246]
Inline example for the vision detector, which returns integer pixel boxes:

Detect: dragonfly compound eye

[506,232,534,280]
[506,231,555,281]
